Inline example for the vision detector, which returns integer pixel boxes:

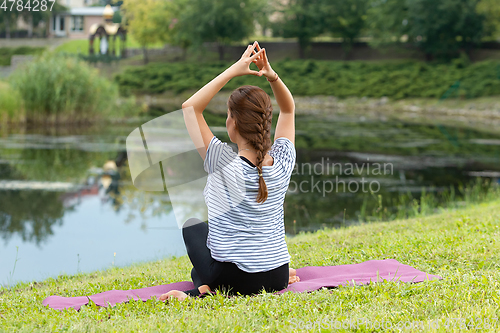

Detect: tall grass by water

[7,51,138,124]
[358,178,500,223]
[0,80,23,122]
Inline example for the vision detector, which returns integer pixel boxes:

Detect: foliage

[320,0,369,59]
[161,0,192,60]
[366,0,485,61]
[365,0,409,47]
[121,0,172,63]
[112,8,123,24]
[270,0,325,59]
[8,52,119,123]
[114,58,500,99]
[171,0,265,61]
[407,0,484,60]
[477,0,500,40]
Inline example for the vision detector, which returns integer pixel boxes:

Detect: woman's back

[203,136,296,273]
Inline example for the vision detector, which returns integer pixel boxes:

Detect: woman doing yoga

[160,41,299,302]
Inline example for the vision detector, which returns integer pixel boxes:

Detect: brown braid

[255,106,272,203]
[227,85,273,203]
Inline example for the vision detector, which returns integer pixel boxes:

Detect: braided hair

[227,85,273,203]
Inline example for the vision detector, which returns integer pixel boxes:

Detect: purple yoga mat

[42,259,442,311]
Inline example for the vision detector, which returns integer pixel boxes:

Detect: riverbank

[1,200,498,331]
[137,91,500,135]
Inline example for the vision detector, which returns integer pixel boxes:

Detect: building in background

[6,0,119,38]
[50,4,120,38]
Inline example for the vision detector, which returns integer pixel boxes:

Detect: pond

[1,112,499,286]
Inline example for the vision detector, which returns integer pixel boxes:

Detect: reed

[358,177,500,223]
[8,51,120,124]
[0,80,24,123]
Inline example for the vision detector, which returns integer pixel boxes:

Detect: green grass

[0,200,498,332]
[54,37,166,56]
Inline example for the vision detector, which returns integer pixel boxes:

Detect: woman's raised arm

[182,42,265,160]
[252,43,295,144]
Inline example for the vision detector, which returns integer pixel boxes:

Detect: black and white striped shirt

[203,136,296,273]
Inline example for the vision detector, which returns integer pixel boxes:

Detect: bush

[9,51,120,123]
[114,59,500,99]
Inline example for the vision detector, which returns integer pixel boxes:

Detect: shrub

[114,59,500,99]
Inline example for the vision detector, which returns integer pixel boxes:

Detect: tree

[0,1,67,38]
[477,0,500,40]
[0,10,20,39]
[121,0,172,64]
[320,0,369,59]
[366,0,410,47]
[366,0,485,61]
[407,0,484,60]
[160,0,192,61]
[271,0,324,59]
[173,0,264,61]
[20,2,67,38]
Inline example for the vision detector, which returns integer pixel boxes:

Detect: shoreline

[138,92,500,134]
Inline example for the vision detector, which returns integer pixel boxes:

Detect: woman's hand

[227,41,265,78]
[251,41,275,79]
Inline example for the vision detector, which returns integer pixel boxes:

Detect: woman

[160,41,299,302]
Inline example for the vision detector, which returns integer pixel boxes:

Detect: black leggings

[182,218,289,298]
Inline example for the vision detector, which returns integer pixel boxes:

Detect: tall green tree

[158,0,192,61]
[367,0,485,61]
[0,10,20,38]
[173,0,264,61]
[366,0,408,47]
[122,0,172,64]
[320,0,369,59]
[270,0,324,59]
[408,0,484,60]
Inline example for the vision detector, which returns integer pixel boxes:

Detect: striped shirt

[203,136,296,273]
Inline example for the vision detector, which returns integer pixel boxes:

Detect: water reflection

[0,190,65,246]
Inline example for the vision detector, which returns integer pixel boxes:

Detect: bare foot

[198,284,211,294]
[160,290,188,302]
[160,285,211,302]
[289,268,300,284]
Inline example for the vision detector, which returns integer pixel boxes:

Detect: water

[1,113,499,286]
